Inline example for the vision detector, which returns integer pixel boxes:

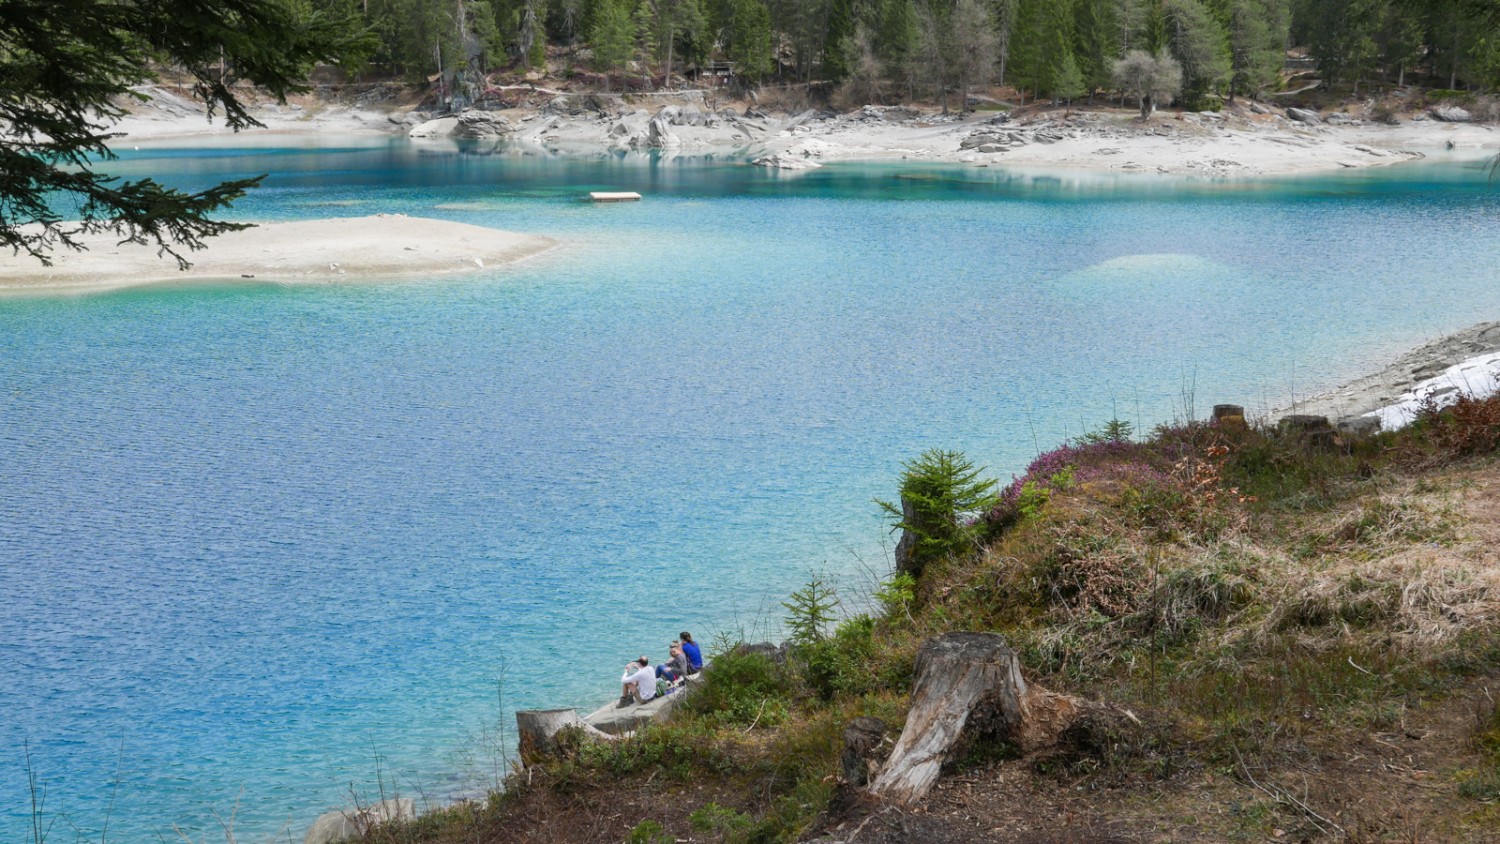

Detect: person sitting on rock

[619,656,658,707]
[656,641,689,684]
[679,631,703,674]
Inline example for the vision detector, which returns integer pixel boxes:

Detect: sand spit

[0,215,557,294]
[1285,321,1500,429]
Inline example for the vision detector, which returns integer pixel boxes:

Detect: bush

[626,819,673,844]
[1416,393,1500,456]
[685,651,792,727]
[798,615,879,701]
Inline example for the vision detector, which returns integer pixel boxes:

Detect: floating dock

[589,191,642,203]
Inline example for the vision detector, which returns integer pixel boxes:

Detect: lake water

[4,140,1500,842]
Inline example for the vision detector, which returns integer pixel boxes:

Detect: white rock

[408,117,459,138]
[751,154,822,170]
[304,798,414,844]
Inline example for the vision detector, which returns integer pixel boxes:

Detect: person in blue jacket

[679,631,703,674]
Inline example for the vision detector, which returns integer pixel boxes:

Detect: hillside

[351,391,1500,844]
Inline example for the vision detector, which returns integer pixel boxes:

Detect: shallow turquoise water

[4,141,1500,842]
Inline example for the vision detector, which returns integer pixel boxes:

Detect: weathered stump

[515,708,619,764]
[840,717,889,787]
[1213,404,1248,432]
[868,633,1129,806]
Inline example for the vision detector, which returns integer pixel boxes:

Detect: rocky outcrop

[1430,106,1473,123]
[1286,107,1322,125]
[453,109,512,139]
[407,116,459,138]
[637,116,680,148]
[304,798,413,844]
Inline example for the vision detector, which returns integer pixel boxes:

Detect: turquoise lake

[4,140,1500,842]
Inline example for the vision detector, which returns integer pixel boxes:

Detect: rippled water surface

[5,140,1500,842]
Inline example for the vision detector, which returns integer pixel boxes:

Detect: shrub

[627,819,673,844]
[685,651,792,728]
[798,615,880,701]
[1416,393,1500,456]
[689,802,753,835]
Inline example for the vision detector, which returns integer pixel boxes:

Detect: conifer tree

[1164,0,1231,107]
[0,0,365,265]
[591,0,635,86]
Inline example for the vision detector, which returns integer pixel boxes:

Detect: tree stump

[515,708,619,765]
[868,632,1126,806]
[840,717,889,787]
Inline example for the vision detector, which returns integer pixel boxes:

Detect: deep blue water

[4,140,1500,842]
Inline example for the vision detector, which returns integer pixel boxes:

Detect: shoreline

[109,85,1500,178]
[1282,321,1500,431]
[0,215,557,294]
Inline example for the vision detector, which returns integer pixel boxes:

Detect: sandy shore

[0,215,556,294]
[1282,321,1500,431]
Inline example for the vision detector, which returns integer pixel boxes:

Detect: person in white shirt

[619,656,658,707]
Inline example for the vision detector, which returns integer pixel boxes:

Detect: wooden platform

[589,192,642,203]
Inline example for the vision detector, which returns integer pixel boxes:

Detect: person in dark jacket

[679,631,703,673]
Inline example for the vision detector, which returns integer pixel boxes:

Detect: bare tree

[1112,50,1183,118]
[836,21,885,106]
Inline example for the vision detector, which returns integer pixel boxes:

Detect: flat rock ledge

[0,215,556,293]
[581,671,706,735]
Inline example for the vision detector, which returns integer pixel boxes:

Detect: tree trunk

[516,708,619,764]
[893,496,919,578]
[665,28,675,89]
[867,633,1131,806]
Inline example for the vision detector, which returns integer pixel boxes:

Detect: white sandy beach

[0,215,556,294]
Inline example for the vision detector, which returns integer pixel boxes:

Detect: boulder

[643,116,681,148]
[1430,105,1473,123]
[304,798,414,844]
[960,133,1001,150]
[1287,107,1322,125]
[1326,112,1353,125]
[453,109,512,139]
[1249,101,1272,115]
[752,153,821,170]
[407,116,459,138]
[977,144,1005,153]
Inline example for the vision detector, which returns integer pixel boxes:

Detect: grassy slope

[377,398,1500,844]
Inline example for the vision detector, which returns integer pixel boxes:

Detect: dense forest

[300,0,1500,108]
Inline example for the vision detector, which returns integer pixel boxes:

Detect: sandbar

[0,214,556,294]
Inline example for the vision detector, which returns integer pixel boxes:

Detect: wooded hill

[302,0,1500,108]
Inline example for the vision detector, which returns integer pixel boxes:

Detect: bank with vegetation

[341,385,1500,843]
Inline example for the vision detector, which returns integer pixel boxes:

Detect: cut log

[515,708,619,764]
[868,632,1128,805]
